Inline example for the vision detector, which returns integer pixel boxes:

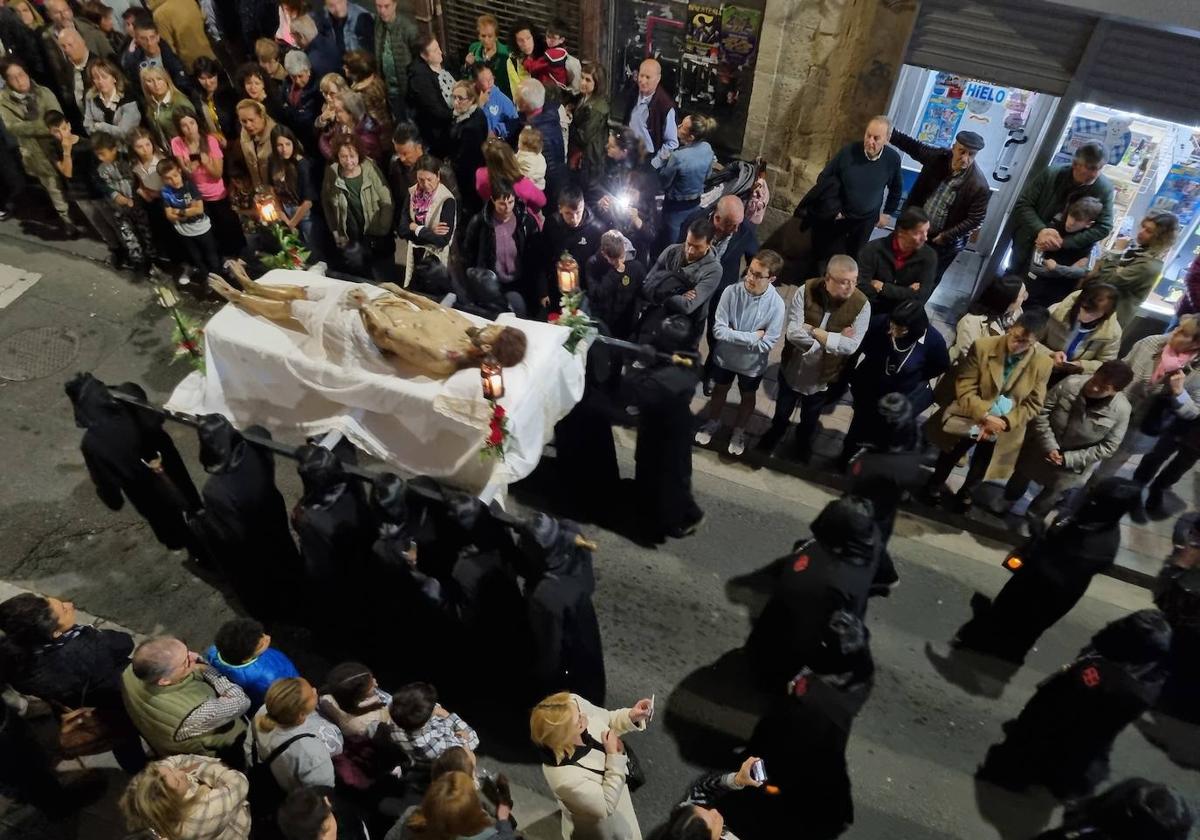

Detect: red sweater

[523,48,569,88]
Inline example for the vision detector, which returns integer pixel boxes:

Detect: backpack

[246,731,317,838]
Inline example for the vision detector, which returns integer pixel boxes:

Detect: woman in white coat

[531,691,653,840]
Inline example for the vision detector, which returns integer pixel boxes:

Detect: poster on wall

[719,5,761,68]
[1051,116,1134,167]
[686,2,721,57]
[1150,164,1200,229]
[917,96,966,147]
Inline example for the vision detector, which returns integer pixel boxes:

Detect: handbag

[55,703,136,759]
[551,731,646,793]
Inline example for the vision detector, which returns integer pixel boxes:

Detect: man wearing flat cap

[889,128,991,295]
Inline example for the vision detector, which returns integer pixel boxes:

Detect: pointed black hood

[197,413,246,473]
[65,372,120,429]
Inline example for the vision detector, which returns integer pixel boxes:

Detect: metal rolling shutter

[1077,25,1200,126]
[907,0,1096,94]
[441,0,582,64]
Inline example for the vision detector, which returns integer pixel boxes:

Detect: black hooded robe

[525,529,606,707]
[956,517,1121,664]
[733,674,872,840]
[627,363,702,534]
[745,539,875,691]
[193,427,302,619]
[72,379,201,551]
[847,448,923,586]
[980,654,1165,798]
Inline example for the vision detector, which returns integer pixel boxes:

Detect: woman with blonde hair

[140,65,196,149]
[474,136,545,216]
[120,755,251,840]
[83,56,140,139]
[449,79,487,217]
[244,677,344,793]
[388,770,513,840]
[530,691,653,840]
[10,0,44,31]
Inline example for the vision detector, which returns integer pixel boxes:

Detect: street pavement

[0,231,1196,839]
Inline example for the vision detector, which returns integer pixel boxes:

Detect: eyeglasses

[452,94,473,102]
[746,270,772,281]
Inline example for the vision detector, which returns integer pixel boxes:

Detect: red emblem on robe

[792,555,810,572]
[1081,666,1101,688]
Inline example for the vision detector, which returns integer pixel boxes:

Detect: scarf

[410,186,434,225]
[1152,344,1196,384]
[454,103,478,124]
[36,624,84,654]
[1120,244,1146,265]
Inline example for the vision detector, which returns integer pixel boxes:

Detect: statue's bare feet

[209,275,240,302]
[223,258,254,290]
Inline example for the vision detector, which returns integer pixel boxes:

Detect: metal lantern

[481,357,504,401]
[255,189,281,224]
[556,253,580,295]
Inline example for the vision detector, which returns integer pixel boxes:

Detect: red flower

[488,425,504,446]
[493,404,506,420]
[179,340,198,353]
[547,312,561,323]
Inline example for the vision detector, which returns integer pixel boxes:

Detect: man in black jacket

[889,128,989,289]
[543,184,606,308]
[123,12,194,98]
[854,206,937,312]
[678,195,759,388]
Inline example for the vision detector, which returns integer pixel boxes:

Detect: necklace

[885,335,918,376]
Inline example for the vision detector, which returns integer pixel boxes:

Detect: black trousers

[923,243,963,303]
[758,385,835,458]
[1134,435,1199,491]
[930,435,997,495]
[811,215,876,270]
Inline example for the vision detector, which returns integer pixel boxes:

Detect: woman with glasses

[449,80,487,218]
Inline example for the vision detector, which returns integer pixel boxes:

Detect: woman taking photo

[82,57,140,140]
[462,179,543,316]
[530,691,653,840]
[245,677,344,793]
[140,65,196,149]
[1077,210,1180,329]
[193,57,238,147]
[1040,282,1122,385]
[170,112,244,253]
[1092,315,1200,484]
[318,89,384,165]
[474,138,545,220]
[321,133,393,277]
[399,154,456,287]
[591,128,658,263]
[268,125,322,255]
[406,34,455,158]
[120,756,251,840]
[449,80,487,219]
[388,771,513,840]
[569,62,610,185]
[658,115,716,246]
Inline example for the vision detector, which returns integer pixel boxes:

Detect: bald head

[713,195,745,238]
[132,637,192,685]
[56,27,88,64]
[637,59,661,96]
[864,116,891,158]
[45,0,73,28]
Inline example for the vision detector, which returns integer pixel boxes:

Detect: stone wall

[742,0,918,211]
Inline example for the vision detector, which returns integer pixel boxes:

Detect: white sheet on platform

[165,270,586,491]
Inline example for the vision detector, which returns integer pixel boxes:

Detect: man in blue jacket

[206,617,300,709]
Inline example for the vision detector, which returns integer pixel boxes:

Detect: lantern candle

[481,358,504,400]
[556,253,579,295]
[256,190,281,224]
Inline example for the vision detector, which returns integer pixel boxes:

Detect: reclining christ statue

[209,267,527,378]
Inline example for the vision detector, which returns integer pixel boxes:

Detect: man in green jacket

[373,0,418,124]
[121,637,249,761]
[1009,140,1114,274]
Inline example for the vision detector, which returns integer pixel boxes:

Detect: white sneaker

[728,428,747,456]
[694,419,720,446]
